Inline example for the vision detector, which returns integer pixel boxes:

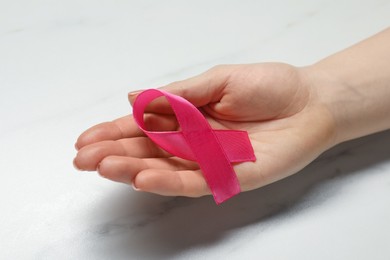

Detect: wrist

[302,29,390,146]
[300,64,353,146]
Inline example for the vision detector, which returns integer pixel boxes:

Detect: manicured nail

[96,164,105,177]
[128,90,142,97]
[132,182,140,191]
[73,159,82,171]
[128,91,142,106]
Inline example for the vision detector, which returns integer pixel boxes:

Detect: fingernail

[128,90,142,97]
[73,158,82,171]
[132,181,140,191]
[96,164,105,177]
[74,142,79,151]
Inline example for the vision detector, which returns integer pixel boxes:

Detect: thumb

[128,65,231,112]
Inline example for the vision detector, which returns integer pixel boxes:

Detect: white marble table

[1,1,389,259]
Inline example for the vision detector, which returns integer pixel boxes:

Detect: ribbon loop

[133,89,255,204]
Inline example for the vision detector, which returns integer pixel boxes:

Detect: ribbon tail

[214,130,256,163]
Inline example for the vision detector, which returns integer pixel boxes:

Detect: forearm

[307,27,390,144]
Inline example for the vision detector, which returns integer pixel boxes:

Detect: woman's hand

[74,63,337,197]
[74,28,390,199]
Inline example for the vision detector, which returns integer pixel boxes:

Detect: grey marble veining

[1,1,389,259]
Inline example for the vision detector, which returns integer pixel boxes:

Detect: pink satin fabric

[133,89,256,204]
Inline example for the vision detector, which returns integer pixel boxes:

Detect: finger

[74,137,172,171]
[128,65,235,112]
[75,114,178,150]
[75,115,141,150]
[97,155,199,184]
[133,169,211,198]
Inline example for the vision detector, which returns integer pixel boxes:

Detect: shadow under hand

[91,130,390,259]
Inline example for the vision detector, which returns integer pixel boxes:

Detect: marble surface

[1,0,390,259]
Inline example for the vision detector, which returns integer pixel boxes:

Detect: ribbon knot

[133,89,256,204]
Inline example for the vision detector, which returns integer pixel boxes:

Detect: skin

[73,28,390,198]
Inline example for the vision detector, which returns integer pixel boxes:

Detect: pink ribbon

[133,89,256,204]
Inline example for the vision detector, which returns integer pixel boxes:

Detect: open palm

[74,63,336,198]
